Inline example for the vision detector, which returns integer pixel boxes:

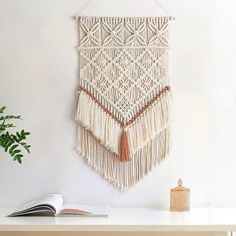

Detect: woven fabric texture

[76,16,172,191]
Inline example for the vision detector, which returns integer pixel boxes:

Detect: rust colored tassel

[120,129,131,162]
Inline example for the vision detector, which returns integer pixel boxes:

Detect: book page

[11,194,63,215]
[58,204,109,216]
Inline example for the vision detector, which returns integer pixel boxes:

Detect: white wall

[0,0,236,207]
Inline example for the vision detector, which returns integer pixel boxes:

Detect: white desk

[0,207,235,234]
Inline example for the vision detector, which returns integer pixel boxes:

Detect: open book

[8,194,109,217]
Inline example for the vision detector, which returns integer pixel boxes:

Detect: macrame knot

[119,129,131,162]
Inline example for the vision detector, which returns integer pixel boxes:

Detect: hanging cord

[154,0,172,17]
[153,0,175,20]
[75,0,95,18]
[75,0,174,20]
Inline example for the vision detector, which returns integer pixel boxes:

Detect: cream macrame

[76,16,172,191]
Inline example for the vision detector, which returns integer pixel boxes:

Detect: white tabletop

[0,207,236,231]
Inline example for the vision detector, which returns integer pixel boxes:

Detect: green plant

[0,106,31,163]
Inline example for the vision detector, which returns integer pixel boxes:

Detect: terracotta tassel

[120,129,131,162]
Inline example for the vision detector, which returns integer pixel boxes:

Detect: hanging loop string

[75,0,174,20]
[76,0,95,17]
[154,0,170,16]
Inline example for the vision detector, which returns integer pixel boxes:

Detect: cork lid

[171,179,190,192]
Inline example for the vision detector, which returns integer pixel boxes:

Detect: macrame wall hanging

[75,12,174,191]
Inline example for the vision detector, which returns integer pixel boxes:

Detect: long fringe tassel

[77,124,171,191]
[127,90,172,154]
[76,91,122,154]
[76,90,171,156]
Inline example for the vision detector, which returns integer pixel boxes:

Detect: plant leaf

[0,106,6,113]
[9,144,18,155]
[13,154,23,163]
[0,106,31,164]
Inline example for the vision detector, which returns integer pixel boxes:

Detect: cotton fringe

[77,124,171,191]
[76,90,171,156]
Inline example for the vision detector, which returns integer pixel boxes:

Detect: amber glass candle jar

[170,179,190,212]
